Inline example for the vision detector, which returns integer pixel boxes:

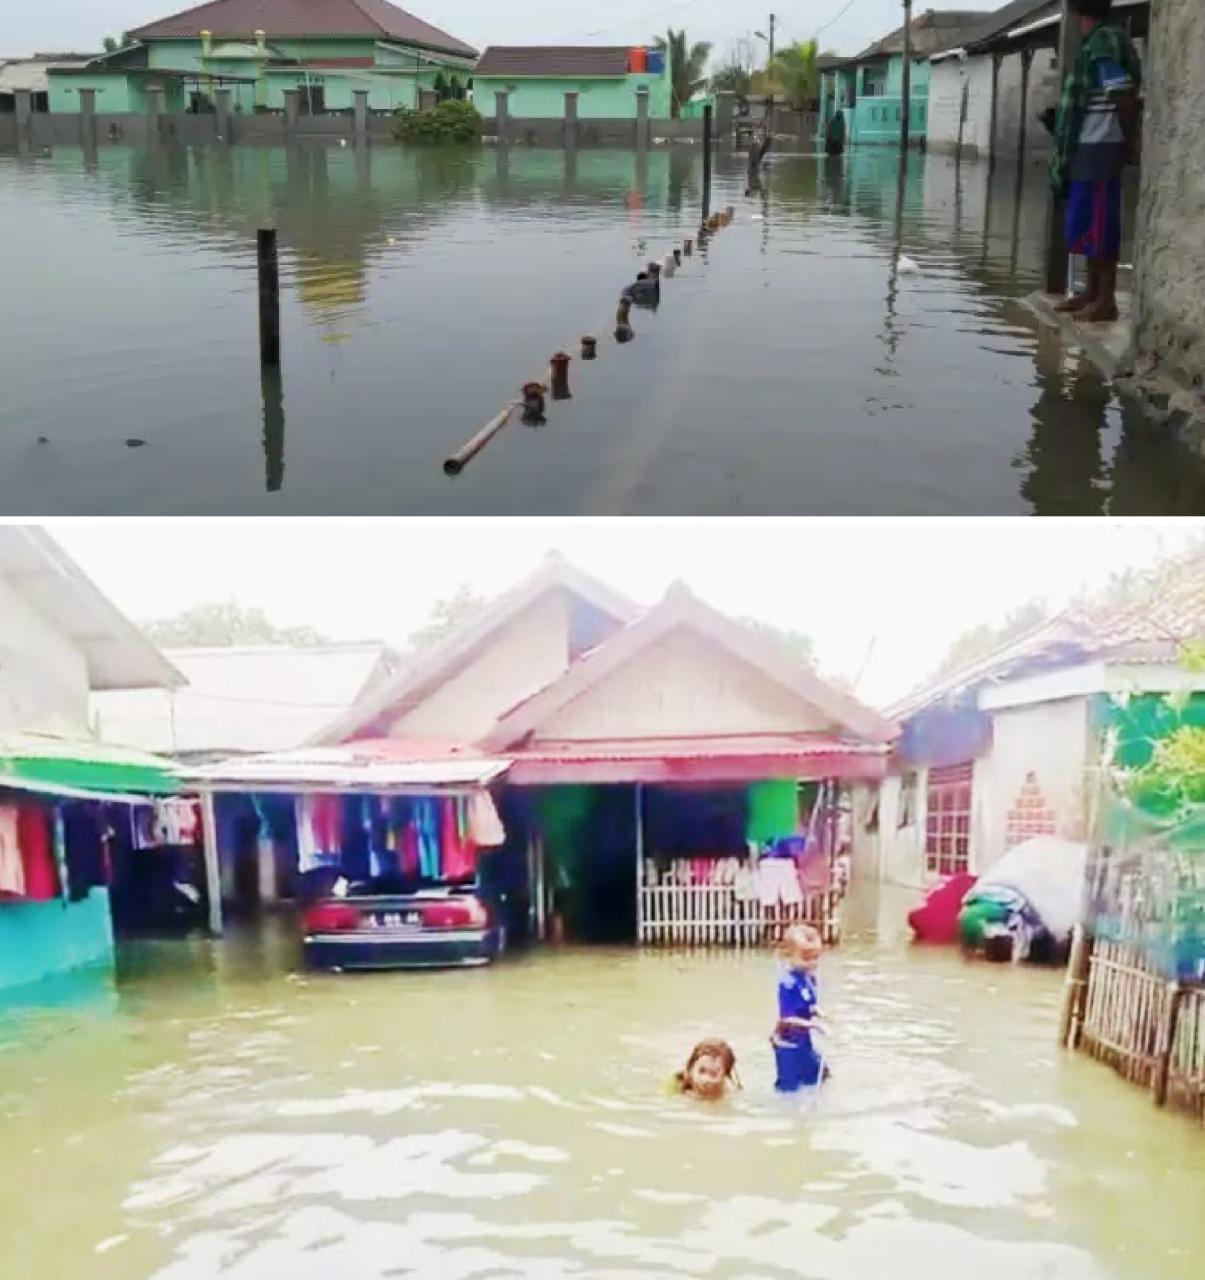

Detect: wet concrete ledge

[1025,290,1205,458]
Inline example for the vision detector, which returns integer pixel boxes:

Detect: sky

[41,519,1200,711]
[9,1,979,61]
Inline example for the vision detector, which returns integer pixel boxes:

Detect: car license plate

[373,911,421,929]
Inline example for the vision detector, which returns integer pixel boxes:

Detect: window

[898,773,918,828]
[926,763,973,877]
[299,84,325,114]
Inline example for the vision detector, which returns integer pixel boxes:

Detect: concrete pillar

[283,88,300,135]
[635,86,650,149]
[201,792,223,935]
[257,835,278,905]
[495,90,509,140]
[78,88,98,148]
[353,89,369,142]
[14,89,33,150]
[564,90,579,148]
[715,91,735,145]
[215,88,232,143]
[419,88,438,111]
[146,85,166,143]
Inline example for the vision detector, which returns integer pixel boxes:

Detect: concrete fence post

[715,91,735,145]
[635,86,650,149]
[495,90,509,141]
[146,85,166,143]
[353,89,369,142]
[564,91,579,148]
[78,88,98,148]
[283,88,300,135]
[215,88,232,143]
[14,89,33,150]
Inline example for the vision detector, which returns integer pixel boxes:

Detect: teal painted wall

[48,72,137,113]
[473,72,672,120]
[0,890,114,997]
[820,56,934,146]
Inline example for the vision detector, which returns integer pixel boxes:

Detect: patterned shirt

[1051,23,1142,193]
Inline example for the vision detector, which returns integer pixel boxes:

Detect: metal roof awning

[188,742,511,794]
[505,735,889,786]
[0,732,183,800]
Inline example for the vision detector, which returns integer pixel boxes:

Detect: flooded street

[2,889,1202,1280]
[0,143,1203,515]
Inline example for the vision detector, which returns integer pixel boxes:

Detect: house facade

[193,556,896,946]
[472,46,672,123]
[0,529,183,999]
[47,0,476,115]
[818,8,988,148]
[866,547,1205,890]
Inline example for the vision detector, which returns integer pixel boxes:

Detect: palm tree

[654,28,713,118]
[767,39,819,115]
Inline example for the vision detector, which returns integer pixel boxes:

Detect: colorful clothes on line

[18,806,58,900]
[0,805,25,897]
[296,794,343,873]
[467,791,505,848]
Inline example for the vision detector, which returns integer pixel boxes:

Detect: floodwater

[0,141,1202,516]
[2,890,1202,1280]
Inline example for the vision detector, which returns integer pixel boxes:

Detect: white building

[866,546,1205,889]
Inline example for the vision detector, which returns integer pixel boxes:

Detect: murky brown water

[0,142,1203,515]
[2,887,1202,1280]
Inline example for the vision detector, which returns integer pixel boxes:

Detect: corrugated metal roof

[511,734,887,763]
[188,740,508,790]
[130,0,476,58]
[0,56,95,92]
[94,644,399,756]
[854,9,990,61]
[474,46,632,78]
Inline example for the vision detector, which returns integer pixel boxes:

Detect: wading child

[668,1039,741,1101]
[1051,0,1142,323]
[771,924,828,1091]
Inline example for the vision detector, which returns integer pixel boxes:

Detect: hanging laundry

[18,806,57,901]
[414,799,441,879]
[757,857,803,908]
[467,791,506,848]
[747,781,799,845]
[63,805,107,902]
[0,805,26,897]
[296,794,344,874]
[441,798,476,882]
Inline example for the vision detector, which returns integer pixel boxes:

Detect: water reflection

[0,142,1201,514]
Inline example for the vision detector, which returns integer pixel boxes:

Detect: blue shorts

[1066,179,1122,261]
[773,1041,826,1092]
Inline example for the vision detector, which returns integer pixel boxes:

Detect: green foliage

[767,40,820,112]
[405,585,487,653]
[142,601,330,648]
[932,600,1050,680]
[1119,724,1205,817]
[395,99,483,144]
[654,28,713,118]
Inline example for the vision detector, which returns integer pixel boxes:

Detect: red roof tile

[130,0,476,58]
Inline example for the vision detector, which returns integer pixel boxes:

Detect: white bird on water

[898,254,921,274]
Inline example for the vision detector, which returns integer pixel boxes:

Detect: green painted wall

[473,72,672,120]
[819,56,933,146]
[0,889,114,998]
[48,72,137,113]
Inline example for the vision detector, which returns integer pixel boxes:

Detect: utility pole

[766,12,777,137]
[900,0,913,150]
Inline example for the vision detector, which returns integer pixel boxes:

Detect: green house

[818,8,986,148]
[47,0,477,115]
[471,46,673,121]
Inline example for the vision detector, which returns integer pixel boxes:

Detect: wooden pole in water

[702,103,713,221]
[257,227,281,368]
[1058,924,1093,1049]
[201,790,223,936]
[1152,982,1185,1108]
[444,402,518,476]
[900,0,913,151]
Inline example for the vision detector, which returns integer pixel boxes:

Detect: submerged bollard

[581,335,598,360]
[550,352,572,400]
[673,248,682,266]
[521,381,547,425]
[684,238,693,256]
[662,254,676,277]
[615,297,634,343]
[257,227,281,368]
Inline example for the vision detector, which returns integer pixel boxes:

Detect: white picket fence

[638,884,841,948]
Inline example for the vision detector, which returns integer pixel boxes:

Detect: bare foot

[1055,292,1095,313]
[1078,298,1119,323]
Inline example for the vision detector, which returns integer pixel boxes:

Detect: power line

[812,0,862,41]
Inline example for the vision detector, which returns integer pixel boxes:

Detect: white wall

[392,591,572,742]
[928,50,1059,162]
[531,628,833,742]
[874,768,929,889]
[974,697,1092,872]
[0,573,91,736]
